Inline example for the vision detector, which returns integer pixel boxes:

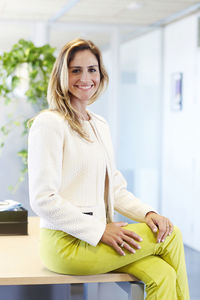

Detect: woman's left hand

[145,212,174,243]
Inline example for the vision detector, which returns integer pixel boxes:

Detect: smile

[75,85,93,90]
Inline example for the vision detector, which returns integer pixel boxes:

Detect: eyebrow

[69,65,99,68]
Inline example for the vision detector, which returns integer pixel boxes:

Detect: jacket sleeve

[104,122,155,222]
[28,112,105,246]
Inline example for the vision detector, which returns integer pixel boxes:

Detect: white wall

[162,12,200,251]
[118,29,162,211]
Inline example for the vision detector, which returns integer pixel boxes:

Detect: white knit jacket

[28,110,154,246]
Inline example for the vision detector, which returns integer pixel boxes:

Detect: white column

[108,28,120,153]
[31,22,50,46]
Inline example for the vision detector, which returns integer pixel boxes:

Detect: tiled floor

[184,245,200,300]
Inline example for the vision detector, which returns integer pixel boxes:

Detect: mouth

[74,85,94,90]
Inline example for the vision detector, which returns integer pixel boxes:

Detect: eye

[71,69,80,74]
[88,68,97,73]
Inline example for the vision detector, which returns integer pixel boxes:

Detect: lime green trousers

[40,223,190,300]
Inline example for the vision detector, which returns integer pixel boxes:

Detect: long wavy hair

[46,38,109,140]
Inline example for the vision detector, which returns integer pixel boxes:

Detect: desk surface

[0,217,138,285]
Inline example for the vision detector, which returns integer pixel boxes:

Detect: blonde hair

[46,38,109,140]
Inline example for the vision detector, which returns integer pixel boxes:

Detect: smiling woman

[45,38,108,140]
[28,38,190,300]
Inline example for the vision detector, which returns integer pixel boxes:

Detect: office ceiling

[1,0,200,24]
[0,0,200,51]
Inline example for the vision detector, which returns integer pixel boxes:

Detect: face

[68,50,101,105]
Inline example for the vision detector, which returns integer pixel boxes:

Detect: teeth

[76,86,92,90]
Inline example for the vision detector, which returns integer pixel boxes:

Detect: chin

[70,89,97,103]
[77,93,95,102]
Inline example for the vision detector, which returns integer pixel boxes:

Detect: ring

[120,242,125,248]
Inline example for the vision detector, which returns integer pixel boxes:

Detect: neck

[70,99,90,121]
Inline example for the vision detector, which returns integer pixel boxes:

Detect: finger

[122,235,141,250]
[123,242,136,254]
[146,219,158,233]
[112,241,126,256]
[157,221,168,243]
[122,235,141,249]
[160,221,170,242]
[168,222,174,235]
[114,222,128,227]
[122,229,143,242]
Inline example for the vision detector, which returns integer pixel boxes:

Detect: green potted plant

[0,39,56,192]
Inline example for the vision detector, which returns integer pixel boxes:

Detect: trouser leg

[40,223,190,299]
[115,255,177,300]
[114,224,190,300]
[154,225,190,300]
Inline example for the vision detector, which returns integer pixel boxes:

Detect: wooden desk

[0,217,144,299]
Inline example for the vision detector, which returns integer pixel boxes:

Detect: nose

[80,69,90,82]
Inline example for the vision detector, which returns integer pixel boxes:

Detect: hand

[145,212,173,243]
[100,222,142,256]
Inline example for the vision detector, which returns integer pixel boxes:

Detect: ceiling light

[127,1,143,10]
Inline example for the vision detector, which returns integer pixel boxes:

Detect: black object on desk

[0,207,28,235]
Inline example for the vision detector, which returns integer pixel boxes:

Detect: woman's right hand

[100,222,142,256]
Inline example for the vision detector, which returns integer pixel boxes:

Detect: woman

[28,38,190,299]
